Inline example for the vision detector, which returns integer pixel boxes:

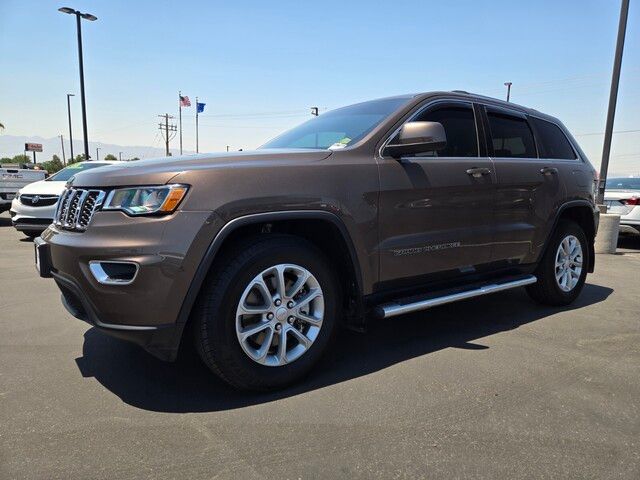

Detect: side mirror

[382,121,447,158]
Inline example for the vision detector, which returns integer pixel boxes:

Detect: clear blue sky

[1,0,639,173]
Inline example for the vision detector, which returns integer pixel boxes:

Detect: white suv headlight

[102,184,188,216]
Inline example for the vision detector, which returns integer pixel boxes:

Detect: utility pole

[158,114,177,156]
[311,107,319,116]
[60,134,66,165]
[119,151,123,161]
[504,82,512,102]
[96,147,101,161]
[598,0,630,205]
[66,93,75,163]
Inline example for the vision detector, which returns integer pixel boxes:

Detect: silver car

[604,177,640,235]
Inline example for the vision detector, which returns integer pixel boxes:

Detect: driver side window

[412,104,479,157]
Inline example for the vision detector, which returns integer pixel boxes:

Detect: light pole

[58,7,97,161]
[504,82,512,102]
[598,0,630,205]
[66,93,75,164]
[96,147,101,161]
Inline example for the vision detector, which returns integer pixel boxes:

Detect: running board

[375,274,537,319]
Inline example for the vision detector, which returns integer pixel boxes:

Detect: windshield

[606,177,640,190]
[46,162,113,181]
[260,97,411,150]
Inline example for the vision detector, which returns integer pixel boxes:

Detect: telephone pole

[158,114,177,156]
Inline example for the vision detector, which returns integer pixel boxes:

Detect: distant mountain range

[0,135,192,162]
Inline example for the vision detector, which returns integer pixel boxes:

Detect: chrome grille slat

[54,187,105,232]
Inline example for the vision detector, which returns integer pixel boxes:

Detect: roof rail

[451,90,470,94]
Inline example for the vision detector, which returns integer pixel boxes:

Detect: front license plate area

[34,238,52,278]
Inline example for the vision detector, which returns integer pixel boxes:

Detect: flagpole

[196,96,199,154]
[178,90,183,155]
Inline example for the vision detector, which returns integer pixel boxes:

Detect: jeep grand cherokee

[34,91,599,390]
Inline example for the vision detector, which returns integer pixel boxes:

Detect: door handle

[466,167,492,178]
[540,167,558,176]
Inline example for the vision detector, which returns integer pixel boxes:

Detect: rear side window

[531,118,576,160]
[413,105,478,157]
[487,111,536,158]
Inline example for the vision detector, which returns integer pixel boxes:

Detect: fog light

[89,261,139,285]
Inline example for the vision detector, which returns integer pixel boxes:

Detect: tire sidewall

[201,238,339,389]
[543,221,589,302]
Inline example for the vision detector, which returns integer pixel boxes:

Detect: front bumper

[10,197,56,232]
[37,209,218,361]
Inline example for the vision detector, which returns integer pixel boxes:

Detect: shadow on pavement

[618,234,640,251]
[75,283,612,413]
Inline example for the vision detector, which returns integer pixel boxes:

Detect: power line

[574,128,640,137]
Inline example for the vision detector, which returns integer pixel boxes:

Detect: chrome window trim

[378,98,481,160]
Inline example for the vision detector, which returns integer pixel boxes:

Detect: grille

[54,188,106,231]
[19,194,59,207]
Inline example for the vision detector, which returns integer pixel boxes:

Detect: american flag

[179,95,191,107]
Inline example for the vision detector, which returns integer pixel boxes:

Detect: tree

[41,155,64,174]
[68,154,86,165]
[0,122,4,132]
[103,153,117,161]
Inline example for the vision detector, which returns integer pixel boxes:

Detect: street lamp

[58,7,97,161]
[66,93,75,164]
[504,82,512,102]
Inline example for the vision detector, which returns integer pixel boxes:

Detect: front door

[377,100,496,286]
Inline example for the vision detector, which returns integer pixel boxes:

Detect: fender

[539,200,599,273]
[174,209,365,334]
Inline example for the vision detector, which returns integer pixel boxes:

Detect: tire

[193,234,340,391]
[526,220,589,306]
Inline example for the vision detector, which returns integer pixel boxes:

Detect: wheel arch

[541,201,598,273]
[175,210,366,347]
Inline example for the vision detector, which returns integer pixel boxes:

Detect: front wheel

[527,220,589,306]
[193,235,339,390]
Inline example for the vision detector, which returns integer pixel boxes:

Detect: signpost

[25,143,43,163]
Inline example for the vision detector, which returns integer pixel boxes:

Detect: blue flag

[197,102,206,113]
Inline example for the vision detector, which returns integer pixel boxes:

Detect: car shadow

[75,283,613,413]
[618,234,640,251]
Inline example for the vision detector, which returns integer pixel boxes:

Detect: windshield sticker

[328,137,351,150]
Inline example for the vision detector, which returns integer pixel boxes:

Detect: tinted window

[412,105,478,157]
[606,178,640,190]
[532,118,576,159]
[487,111,536,158]
[260,97,411,150]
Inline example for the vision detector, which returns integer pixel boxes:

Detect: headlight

[102,184,189,216]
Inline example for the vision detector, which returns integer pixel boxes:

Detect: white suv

[10,161,118,237]
[605,177,640,235]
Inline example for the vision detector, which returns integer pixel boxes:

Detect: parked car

[604,177,640,235]
[34,91,599,390]
[10,161,118,237]
[1,166,46,214]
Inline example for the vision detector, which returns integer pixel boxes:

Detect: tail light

[622,196,640,206]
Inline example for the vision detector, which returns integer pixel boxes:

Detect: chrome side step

[375,274,537,319]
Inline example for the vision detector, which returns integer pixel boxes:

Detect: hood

[18,179,68,195]
[70,149,333,188]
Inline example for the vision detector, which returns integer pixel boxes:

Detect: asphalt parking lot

[1,211,639,479]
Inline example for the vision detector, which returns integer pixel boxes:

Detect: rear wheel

[193,235,339,390]
[527,220,588,306]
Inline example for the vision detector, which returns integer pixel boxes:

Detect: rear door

[377,100,496,285]
[482,106,564,266]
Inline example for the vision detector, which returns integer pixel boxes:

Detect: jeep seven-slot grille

[54,188,105,231]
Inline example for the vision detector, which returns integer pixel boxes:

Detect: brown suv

[35,91,599,390]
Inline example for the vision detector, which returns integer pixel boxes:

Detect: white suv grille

[54,188,106,231]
